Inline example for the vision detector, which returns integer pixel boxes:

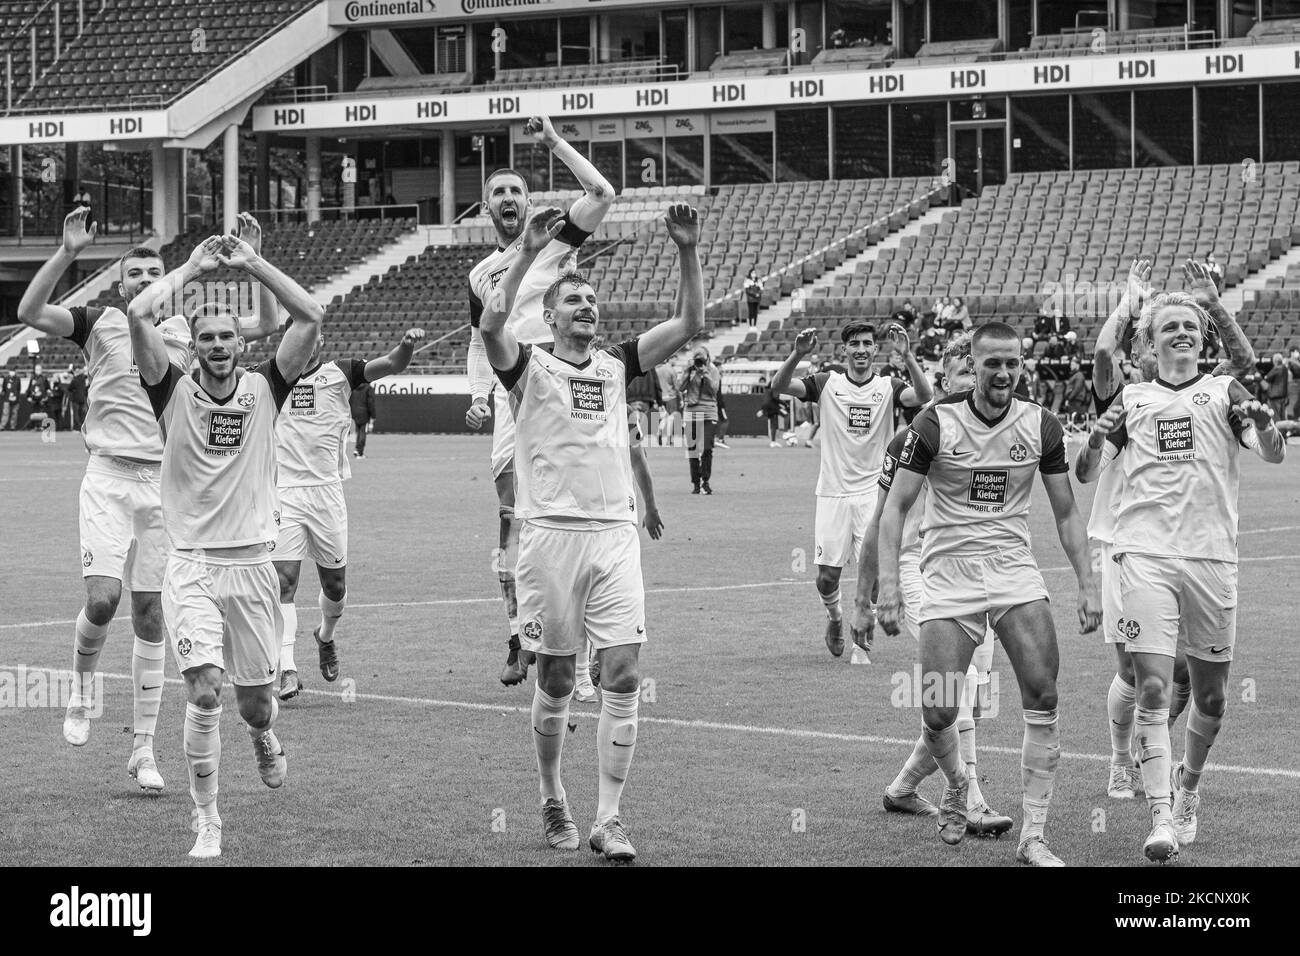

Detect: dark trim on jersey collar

[964,390,1012,427]
[190,367,242,406]
[539,343,592,371]
[302,360,325,378]
[1155,372,1205,392]
[843,369,876,389]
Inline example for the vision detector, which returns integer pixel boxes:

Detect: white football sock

[819,586,842,623]
[1106,673,1137,763]
[1135,706,1173,824]
[185,703,221,821]
[1182,701,1223,792]
[131,636,166,749]
[596,689,639,824]
[576,646,591,687]
[1020,708,1059,844]
[888,733,938,796]
[532,686,569,803]
[72,609,109,704]
[922,721,966,788]
[279,602,297,672]
[318,592,344,643]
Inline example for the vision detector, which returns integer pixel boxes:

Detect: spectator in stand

[67,364,88,430]
[1034,304,1070,342]
[743,268,763,328]
[1062,358,1090,429]
[1205,251,1224,290]
[917,326,944,362]
[1,368,22,430]
[627,363,664,448]
[24,364,50,428]
[885,347,911,384]
[937,296,956,328]
[1014,358,1035,402]
[1061,329,1085,363]
[350,378,376,459]
[677,345,722,494]
[1265,352,1290,421]
[947,296,971,332]
[1039,334,1067,412]
[1021,335,1038,359]
[1287,346,1300,418]
[891,298,918,330]
[48,370,67,430]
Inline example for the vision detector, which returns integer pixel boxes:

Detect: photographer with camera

[677,345,722,494]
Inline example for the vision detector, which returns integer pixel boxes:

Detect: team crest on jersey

[177,637,192,657]
[866,391,884,405]
[628,496,635,512]
[206,410,246,454]
[273,510,281,527]
[237,392,255,409]
[595,365,614,380]
[523,620,542,641]
[847,405,872,430]
[1009,442,1028,462]
[81,548,93,568]
[1116,618,1141,641]
[968,470,1008,508]
[1155,416,1196,460]
[1193,392,1210,406]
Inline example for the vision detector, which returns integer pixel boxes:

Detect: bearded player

[130,233,323,858]
[770,322,930,657]
[853,333,1012,838]
[1075,290,1282,864]
[463,115,615,687]
[16,209,277,793]
[481,204,702,863]
[273,325,426,700]
[878,322,1101,867]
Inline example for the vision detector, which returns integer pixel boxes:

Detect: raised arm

[16,208,97,337]
[1042,471,1102,633]
[1185,260,1255,380]
[772,328,818,400]
[129,236,223,384]
[634,205,705,369]
[365,327,426,381]
[1094,259,1149,401]
[217,236,324,383]
[481,208,565,371]
[885,324,932,406]
[231,213,283,343]
[1074,401,1125,484]
[526,116,614,233]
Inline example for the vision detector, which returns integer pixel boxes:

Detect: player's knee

[1138,673,1169,708]
[185,669,222,710]
[321,576,346,603]
[1023,686,1058,713]
[276,567,299,600]
[922,706,958,732]
[84,592,120,626]
[1195,687,1226,719]
[237,694,272,728]
[815,567,840,594]
[601,666,639,695]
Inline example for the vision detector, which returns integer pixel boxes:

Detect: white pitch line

[3,551,1297,630]
[4,665,1298,781]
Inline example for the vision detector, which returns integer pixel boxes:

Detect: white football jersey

[1107,374,1244,562]
[68,305,191,461]
[1086,387,1124,544]
[802,369,908,496]
[898,392,1069,565]
[879,427,924,558]
[146,363,292,550]
[468,216,591,345]
[276,359,368,488]
[497,339,640,524]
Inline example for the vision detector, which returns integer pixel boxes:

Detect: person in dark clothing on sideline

[350,379,376,458]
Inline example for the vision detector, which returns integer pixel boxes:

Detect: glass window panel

[892,101,947,177]
[1133,87,1194,166]
[710,131,774,184]
[1010,94,1070,172]
[512,143,550,192]
[725,3,764,53]
[827,0,894,49]
[473,23,495,84]
[1262,0,1300,17]
[1007,0,1034,52]
[834,104,889,178]
[929,0,998,42]
[626,138,664,187]
[951,96,1006,121]
[1198,85,1259,165]
[666,137,705,187]
[1036,1,1109,37]
[791,0,823,65]
[1073,91,1131,169]
[664,11,688,73]
[1263,82,1300,162]
[437,25,466,74]
[695,6,723,70]
[598,11,659,63]
[776,108,829,181]
[391,28,438,73]
[561,17,591,65]
[500,17,559,70]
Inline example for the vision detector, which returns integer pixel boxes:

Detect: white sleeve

[467,326,493,402]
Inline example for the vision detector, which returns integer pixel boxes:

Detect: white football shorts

[274,481,348,568]
[79,454,168,592]
[516,520,647,657]
[1115,552,1236,662]
[814,489,877,569]
[164,547,281,686]
[919,545,1049,645]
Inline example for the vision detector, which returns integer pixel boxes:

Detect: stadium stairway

[713,202,952,359]
[1222,243,1300,316]
[311,228,439,309]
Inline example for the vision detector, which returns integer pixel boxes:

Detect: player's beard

[980,373,1015,409]
[198,351,236,382]
[491,201,524,242]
